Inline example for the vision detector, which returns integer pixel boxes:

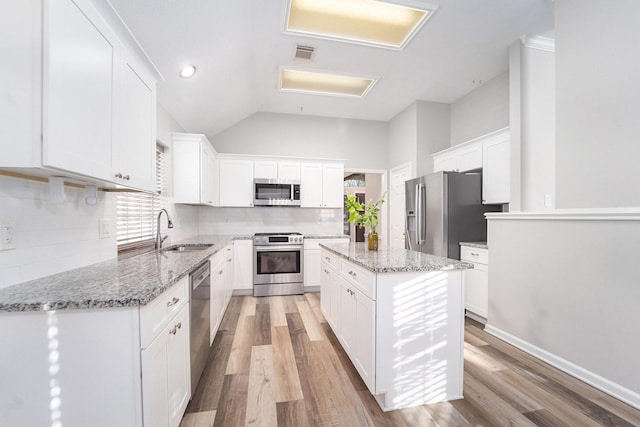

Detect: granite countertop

[0,235,241,313]
[319,242,473,274]
[459,241,488,249]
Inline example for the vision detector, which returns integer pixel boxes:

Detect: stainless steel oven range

[253,232,304,296]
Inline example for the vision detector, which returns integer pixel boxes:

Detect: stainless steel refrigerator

[405,171,501,259]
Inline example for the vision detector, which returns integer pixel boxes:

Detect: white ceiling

[109,0,554,137]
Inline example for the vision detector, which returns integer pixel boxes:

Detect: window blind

[116,146,165,250]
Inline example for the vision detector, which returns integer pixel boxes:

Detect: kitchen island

[319,242,472,411]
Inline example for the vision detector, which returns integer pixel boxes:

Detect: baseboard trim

[485,325,640,410]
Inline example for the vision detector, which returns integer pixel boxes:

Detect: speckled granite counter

[0,235,242,312]
[459,241,488,249]
[319,242,472,274]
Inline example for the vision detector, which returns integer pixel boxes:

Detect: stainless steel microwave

[254,179,301,206]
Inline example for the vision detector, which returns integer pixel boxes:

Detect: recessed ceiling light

[179,65,196,78]
[280,68,377,98]
[285,0,437,50]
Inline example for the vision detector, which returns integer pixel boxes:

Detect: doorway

[343,170,387,244]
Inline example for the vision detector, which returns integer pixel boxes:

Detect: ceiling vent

[294,45,315,61]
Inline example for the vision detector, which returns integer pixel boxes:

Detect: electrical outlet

[0,218,16,250]
[99,219,112,239]
[544,194,552,207]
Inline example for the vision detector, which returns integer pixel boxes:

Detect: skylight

[280,68,377,98]
[285,0,437,50]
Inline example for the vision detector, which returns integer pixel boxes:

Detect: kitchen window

[116,145,165,253]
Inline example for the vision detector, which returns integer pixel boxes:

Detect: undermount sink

[161,244,213,252]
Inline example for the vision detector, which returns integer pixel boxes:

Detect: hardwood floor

[181,294,640,426]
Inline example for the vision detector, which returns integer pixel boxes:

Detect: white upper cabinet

[278,161,301,180]
[115,55,157,191]
[301,162,344,208]
[254,160,278,179]
[322,163,345,208]
[432,127,510,204]
[43,0,118,182]
[1,0,158,191]
[218,158,254,207]
[254,160,301,180]
[482,137,510,204]
[173,133,217,206]
[433,142,482,173]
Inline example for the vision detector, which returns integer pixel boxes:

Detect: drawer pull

[348,271,357,278]
[169,327,176,335]
[167,297,179,307]
[218,270,224,275]
[176,322,182,329]
[324,256,330,261]
[470,252,479,256]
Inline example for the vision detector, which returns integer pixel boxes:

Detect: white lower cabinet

[211,243,234,344]
[461,245,489,320]
[339,277,375,392]
[304,238,349,288]
[320,248,464,411]
[233,240,254,290]
[140,277,190,427]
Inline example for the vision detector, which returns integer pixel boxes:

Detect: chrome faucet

[156,209,174,249]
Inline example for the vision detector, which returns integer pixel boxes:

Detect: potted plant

[345,192,386,250]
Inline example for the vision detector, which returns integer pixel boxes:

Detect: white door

[389,163,413,250]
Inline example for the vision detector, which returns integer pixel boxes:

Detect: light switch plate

[0,218,16,250]
[99,219,112,239]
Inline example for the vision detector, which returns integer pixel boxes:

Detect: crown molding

[520,34,555,52]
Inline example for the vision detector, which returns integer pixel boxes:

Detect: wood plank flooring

[182,294,640,426]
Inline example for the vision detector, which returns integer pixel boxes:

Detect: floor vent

[294,45,315,61]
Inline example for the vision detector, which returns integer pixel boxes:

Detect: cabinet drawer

[320,250,341,270]
[140,276,188,348]
[340,260,376,300]
[460,246,488,265]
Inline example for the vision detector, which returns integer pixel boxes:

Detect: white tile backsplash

[0,175,117,289]
[197,206,343,235]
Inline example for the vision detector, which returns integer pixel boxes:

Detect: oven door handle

[254,245,303,252]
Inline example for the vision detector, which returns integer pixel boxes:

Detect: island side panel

[375,269,464,411]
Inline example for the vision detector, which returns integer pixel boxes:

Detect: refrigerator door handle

[416,183,425,245]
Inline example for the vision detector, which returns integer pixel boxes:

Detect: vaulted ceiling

[110,0,554,137]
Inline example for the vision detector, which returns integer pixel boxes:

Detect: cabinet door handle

[324,256,330,261]
[169,327,177,335]
[115,173,123,179]
[176,322,182,329]
[167,297,179,307]
[123,175,130,181]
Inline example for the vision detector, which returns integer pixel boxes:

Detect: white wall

[416,101,450,177]
[555,0,640,208]
[450,71,509,146]
[387,103,418,174]
[510,39,556,212]
[211,112,388,170]
[487,214,640,407]
[387,101,450,177]
[0,175,116,289]
[157,105,199,243]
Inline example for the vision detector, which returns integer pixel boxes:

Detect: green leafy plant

[345,192,386,234]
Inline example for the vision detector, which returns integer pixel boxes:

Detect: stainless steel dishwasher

[189,260,210,395]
